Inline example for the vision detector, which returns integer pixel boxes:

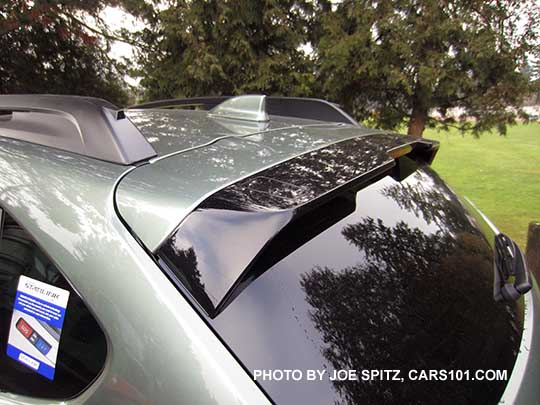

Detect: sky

[101,7,144,86]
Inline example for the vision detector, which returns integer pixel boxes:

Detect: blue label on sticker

[13,291,67,329]
[34,337,52,355]
[7,344,55,380]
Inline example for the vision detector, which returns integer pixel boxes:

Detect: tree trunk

[407,105,428,137]
[526,222,540,282]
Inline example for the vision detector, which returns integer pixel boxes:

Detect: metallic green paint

[0,137,268,404]
[500,276,540,404]
[127,108,343,156]
[0,106,537,404]
[116,121,385,251]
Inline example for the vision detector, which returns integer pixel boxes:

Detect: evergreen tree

[0,0,132,105]
[134,0,315,100]
[313,0,540,136]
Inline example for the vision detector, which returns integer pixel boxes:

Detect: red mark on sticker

[16,318,34,338]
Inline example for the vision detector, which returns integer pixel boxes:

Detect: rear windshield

[205,167,520,404]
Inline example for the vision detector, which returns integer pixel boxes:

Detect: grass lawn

[424,122,540,248]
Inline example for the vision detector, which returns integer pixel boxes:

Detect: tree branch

[62,11,151,51]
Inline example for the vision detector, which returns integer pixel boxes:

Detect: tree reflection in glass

[300,168,520,405]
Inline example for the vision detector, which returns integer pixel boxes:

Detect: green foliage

[313,0,540,136]
[0,0,130,105]
[135,0,315,100]
[4,0,537,132]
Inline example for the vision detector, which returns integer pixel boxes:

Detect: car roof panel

[115,123,384,251]
[126,108,343,157]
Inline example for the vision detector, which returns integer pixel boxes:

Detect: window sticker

[7,275,70,380]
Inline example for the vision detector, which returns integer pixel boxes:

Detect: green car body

[0,135,268,404]
[0,95,538,404]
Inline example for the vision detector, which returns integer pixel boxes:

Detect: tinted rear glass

[208,167,520,404]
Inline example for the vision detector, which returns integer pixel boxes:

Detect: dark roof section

[0,95,157,165]
[130,96,229,110]
[266,97,358,125]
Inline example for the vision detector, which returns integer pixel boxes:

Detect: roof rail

[130,96,229,110]
[266,96,358,125]
[0,95,157,165]
[130,95,359,126]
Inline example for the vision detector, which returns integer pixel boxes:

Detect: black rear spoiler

[157,133,439,316]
